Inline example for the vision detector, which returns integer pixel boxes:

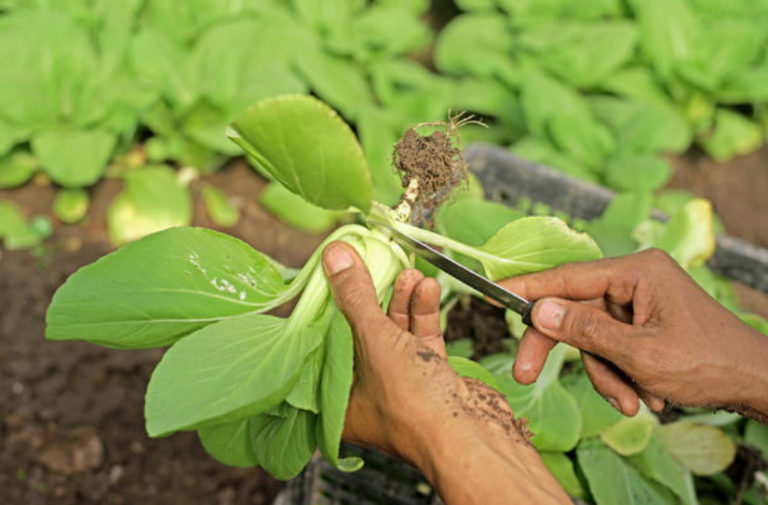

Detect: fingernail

[324,244,354,275]
[607,397,620,411]
[537,301,566,330]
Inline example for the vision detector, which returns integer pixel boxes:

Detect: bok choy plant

[45,95,601,479]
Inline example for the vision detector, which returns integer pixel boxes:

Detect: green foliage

[0,200,50,249]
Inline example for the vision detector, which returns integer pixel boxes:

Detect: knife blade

[373,221,536,326]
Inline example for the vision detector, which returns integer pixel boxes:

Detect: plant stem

[389,220,498,264]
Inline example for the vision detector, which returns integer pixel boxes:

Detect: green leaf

[600,408,657,456]
[745,419,768,462]
[600,66,671,104]
[145,313,322,437]
[445,339,474,359]
[497,346,581,451]
[107,165,192,246]
[718,67,768,104]
[249,408,317,480]
[548,114,616,170]
[190,16,308,117]
[294,49,373,122]
[198,419,259,468]
[434,14,516,84]
[229,95,373,212]
[604,154,672,192]
[540,452,584,498]
[629,435,699,505]
[657,421,737,475]
[46,227,288,349]
[587,192,652,258]
[0,200,46,250]
[511,137,597,182]
[260,182,343,234]
[476,216,602,280]
[201,183,238,227]
[523,21,638,88]
[448,356,501,391]
[316,312,356,470]
[356,106,403,206]
[520,71,592,138]
[589,96,692,155]
[286,343,325,414]
[564,371,623,438]
[31,129,116,188]
[130,28,195,110]
[437,199,525,247]
[577,438,676,505]
[0,150,38,189]
[630,0,700,81]
[700,109,764,162]
[53,188,89,224]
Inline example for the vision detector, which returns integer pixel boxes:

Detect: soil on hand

[444,296,512,359]
[394,117,469,223]
[0,161,324,505]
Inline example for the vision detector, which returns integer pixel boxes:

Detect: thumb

[531,298,635,361]
[322,241,390,335]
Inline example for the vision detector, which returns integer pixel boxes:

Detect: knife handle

[521,299,536,327]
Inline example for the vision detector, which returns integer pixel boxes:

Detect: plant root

[392,112,481,224]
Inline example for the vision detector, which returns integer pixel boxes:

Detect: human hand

[322,241,569,505]
[499,248,768,422]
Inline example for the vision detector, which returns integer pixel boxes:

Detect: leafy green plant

[45,95,602,479]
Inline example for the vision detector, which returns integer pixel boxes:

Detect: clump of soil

[393,114,476,223]
[444,296,512,359]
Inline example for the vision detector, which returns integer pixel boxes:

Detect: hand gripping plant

[45,96,601,478]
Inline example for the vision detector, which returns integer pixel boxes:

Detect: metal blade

[374,221,531,317]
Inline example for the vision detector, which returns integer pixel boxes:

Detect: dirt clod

[393,114,475,223]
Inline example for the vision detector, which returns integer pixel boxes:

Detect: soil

[394,120,468,224]
[443,296,512,359]
[667,146,768,319]
[0,160,324,505]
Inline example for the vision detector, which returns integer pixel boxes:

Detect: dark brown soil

[0,160,324,505]
[394,122,468,223]
[443,296,512,359]
[668,147,768,318]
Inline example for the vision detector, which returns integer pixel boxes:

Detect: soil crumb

[393,114,475,223]
[462,378,532,444]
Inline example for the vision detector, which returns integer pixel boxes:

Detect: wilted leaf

[600,408,657,456]
[655,198,715,269]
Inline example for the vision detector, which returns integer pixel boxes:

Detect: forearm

[413,421,570,505]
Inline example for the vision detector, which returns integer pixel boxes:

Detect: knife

[372,220,537,326]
